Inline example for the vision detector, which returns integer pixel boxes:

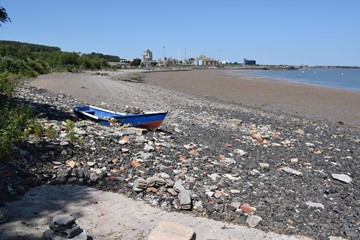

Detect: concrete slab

[148,221,196,240]
[0,185,312,239]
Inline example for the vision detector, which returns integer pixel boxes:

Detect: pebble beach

[0,69,359,239]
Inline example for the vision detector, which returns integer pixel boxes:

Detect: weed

[67,131,77,142]
[45,125,57,138]
[65,119,74,132]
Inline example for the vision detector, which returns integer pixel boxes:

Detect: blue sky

[1,0,360,66]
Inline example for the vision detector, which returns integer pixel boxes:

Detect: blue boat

[73,105,167,129]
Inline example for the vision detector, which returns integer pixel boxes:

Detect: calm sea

[240,68,360,91]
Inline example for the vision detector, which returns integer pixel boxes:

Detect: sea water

[243,68,360,91]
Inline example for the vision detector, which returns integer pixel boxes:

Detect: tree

[130,58,141,67]
[0,6,11,26]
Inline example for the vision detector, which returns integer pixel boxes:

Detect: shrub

[24,120,44,138]
[0,100,33,161]
[0,57,37,77]
[0,72,18,95]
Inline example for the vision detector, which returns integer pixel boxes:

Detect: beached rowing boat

[73,105,167,129]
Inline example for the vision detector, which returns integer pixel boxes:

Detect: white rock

[234,149,247,156]
[258,163,270,169]
[332,173,352,184]
[208,173,221,182]
[282,167,302,176]
[87,161,96,167]
[230,189,241,194]
[225,174,241,181]
[246,215,262,228]
[144,144,155,152]
[305,201,325,209]
[205,191,214,197]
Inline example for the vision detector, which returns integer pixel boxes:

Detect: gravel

[0,71,359,240]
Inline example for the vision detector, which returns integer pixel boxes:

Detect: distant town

[110,49,359,70]
[109,49,258,69]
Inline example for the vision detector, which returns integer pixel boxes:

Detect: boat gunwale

[84,105,168,117]
[73,106,168,126]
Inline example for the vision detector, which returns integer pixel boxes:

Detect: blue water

[243,68,360,91]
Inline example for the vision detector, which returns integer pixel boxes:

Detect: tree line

[0,5,125,162]
[0,39,122,161]
[0,40,126,74]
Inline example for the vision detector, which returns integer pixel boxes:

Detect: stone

[240,203,256,214]
[87,161,96,167]
[167,188,178,196]
[220,158,236,164]
[230,189,240,194]
[89,173,98,181]
[234,149,247,156]
[111,158,119,164]
[44,214,87,240]
[228,118,242,126]
[60,141,69,146]
[118,139,128,145]
[131,160,141,167]
[165,179,175,187]
[66,160,76,168]
[281,167,302,176]
[173,180,185,192]
[214,190,223,198]
[225,174,241,181]
[208,173,221,182]
[246,215,262,228]
[250,131,263,143]
[305,201,325,209]
[193,201,204,212]
[305,142,315,147]
[226,204,237,211]
[158,172,170,179]
[258,163,269,169]
[205,191,214,198]
[331,173,352,183]
[178,190,192,210]
[147,177,166,187]
[148,221,196,240]
[133,178,147,190]
[146,187,157,193]
[144,144,155,152]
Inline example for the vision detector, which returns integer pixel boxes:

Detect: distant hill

[0,40,121,62]
[0,40,61,52]
[86,52,120,62]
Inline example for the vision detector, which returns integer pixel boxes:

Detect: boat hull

[73,105,167,129]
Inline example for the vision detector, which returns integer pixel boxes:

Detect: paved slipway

[1,185,309,239]
[0,71,358,239]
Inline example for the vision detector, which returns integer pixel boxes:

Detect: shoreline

[144,69,360,127]
[4,70,358,239]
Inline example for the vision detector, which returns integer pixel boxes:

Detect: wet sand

[144,69,360,127]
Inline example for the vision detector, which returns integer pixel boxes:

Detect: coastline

[144,69,360,127]
[4,70,358,239]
